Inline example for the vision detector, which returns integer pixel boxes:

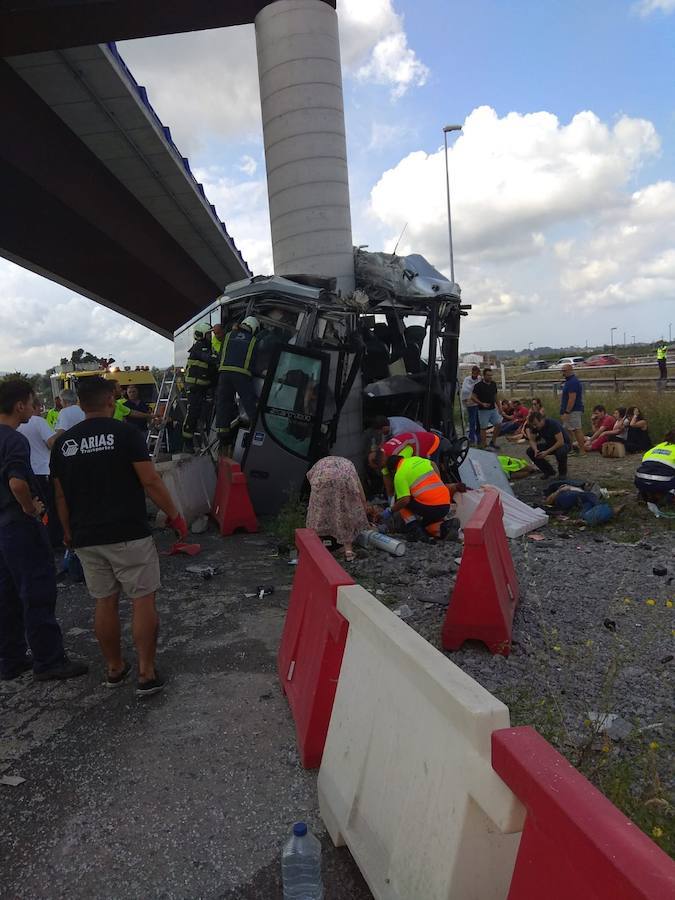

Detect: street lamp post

[670,323,672,342]
[610,326,617,349]
[443,124,462,283]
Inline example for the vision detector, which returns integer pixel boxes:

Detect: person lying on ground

[51,376,187,698]
[526,411,570,480]
[543,484,622,525]
[634,428,675,504]
[498,454,537,481]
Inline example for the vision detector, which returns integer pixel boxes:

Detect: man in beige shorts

[51,377,187,697]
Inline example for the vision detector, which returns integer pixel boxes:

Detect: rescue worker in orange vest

[376,430,441,503]
[380,453,464,540]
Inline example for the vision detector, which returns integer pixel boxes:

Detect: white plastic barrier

[156,454,216,525]
[318,585,524,900]
[456,485,548,538]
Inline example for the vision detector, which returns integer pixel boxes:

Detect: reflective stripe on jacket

[218,329,257,376]
[642,442,675,470]
[394,456,450,506]
[185,339,215,386]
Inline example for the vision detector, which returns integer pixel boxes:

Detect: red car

[585,354,621,366]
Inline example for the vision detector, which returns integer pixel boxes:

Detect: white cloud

[367,106,671,328]
[0,261,172,374]
[118,2,428,151]
[634,0,675,15]
[237,154,258,176]
[340,0,429,97]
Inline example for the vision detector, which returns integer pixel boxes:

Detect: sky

[2,0,675,371]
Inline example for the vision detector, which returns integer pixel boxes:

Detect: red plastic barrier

[278,529,354,768]
[442,489,519,655]
[493,726,675,899]
[211,457,258,536]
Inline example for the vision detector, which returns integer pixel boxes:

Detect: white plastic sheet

[455,486,548,539]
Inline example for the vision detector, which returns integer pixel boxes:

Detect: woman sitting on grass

[606,406,652,454]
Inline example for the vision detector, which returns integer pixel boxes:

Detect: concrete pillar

[255,0,355,294]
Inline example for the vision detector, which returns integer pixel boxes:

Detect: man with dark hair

[51,376,188,697]
[471,367,502,450]
[0,378,88,681]
[526,410,570,479]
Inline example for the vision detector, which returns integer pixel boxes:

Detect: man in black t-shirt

[526,411,569,479]
[0,379,88,682]
[471,367,502,450]
[51,377,188,698]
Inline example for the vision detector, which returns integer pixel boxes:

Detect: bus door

[242,345,329,515]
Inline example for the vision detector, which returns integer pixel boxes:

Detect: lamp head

[443,124,463,133]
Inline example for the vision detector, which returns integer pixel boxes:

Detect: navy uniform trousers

[0,517,65,677]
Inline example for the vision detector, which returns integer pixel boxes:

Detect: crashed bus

[173,250,470,514]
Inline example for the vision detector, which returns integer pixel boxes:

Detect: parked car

[524,359,550,370]
[553,356,585,368]
[584,354,622,367]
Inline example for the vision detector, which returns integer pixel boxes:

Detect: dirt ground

[0,532,371,900]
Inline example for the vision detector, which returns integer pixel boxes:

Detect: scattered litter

[603,619,617,632]
[587,712,633,741]
[653,565,668,577]
[660,655,673,664]
[393,604,413,620]
[190,515,209,535]
[646,501,675,518]
[256,585,275,599]
[528,533,545,542]
[1,775,25,787]
[287,558,299,566]
[417,596,451,608]
[66,627,87,637]
[168,542,201,556]
[185,565,218,579]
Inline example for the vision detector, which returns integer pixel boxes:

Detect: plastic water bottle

[356,529,406,557]
[281,822,324,899]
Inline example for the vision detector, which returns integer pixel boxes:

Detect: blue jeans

[0,517,65,676]
[467,406,479,444]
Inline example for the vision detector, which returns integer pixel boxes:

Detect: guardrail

[507,375,674,396]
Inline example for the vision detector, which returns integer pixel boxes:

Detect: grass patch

[267,492,307,551]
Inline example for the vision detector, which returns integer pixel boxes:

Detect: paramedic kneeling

[383,454,456,540]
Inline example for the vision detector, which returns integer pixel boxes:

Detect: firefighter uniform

[182,326,217,451]
[215,318,259,450]
[393,455,451,538]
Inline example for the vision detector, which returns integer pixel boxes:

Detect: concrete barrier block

[157,454,216,525]
[318,584,524,900]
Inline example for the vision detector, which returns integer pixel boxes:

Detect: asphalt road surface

[0,530,371,899]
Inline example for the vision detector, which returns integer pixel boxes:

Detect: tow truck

[173,250,470,514]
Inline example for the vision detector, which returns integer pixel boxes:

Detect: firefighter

[182,323,217,452]
[380,454,464,540]
[215,317,260,453]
